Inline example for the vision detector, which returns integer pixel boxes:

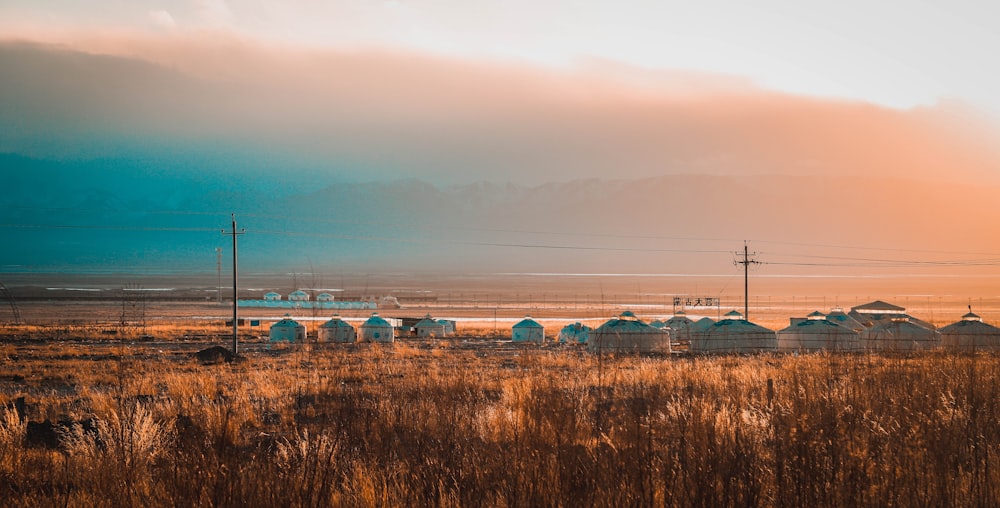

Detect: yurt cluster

[267,300,1000,354]
[269,313,457,344]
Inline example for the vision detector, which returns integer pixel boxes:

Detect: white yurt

[415,314,448,337]
[691,317,716,332]
[864,317,939,351]
[437,319,457,335]
[360,313,395,343]
[688,317,716,345]
[939,310,1000,351]
[664,311,696,342]
[316,292,336,302]
[588,311,671,354]
[512,316,545,343]
[777,311,862,352]
[690,310,776,353]
[288,290,310,301]
[824,307,865,332]
[318,315,356,343]
[269,314,306,342]
[558,322,591,344]
[264,291,282,301]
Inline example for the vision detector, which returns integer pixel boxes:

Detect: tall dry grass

[1,342,999,506]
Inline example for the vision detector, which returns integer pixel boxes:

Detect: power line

[6,218,1000,268]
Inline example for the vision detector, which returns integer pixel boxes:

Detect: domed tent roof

[848,300,936,331]
[663,312,696,341]
[691,317,716,331]
[270,314,306,342]
[318,315,356,343]
[939,310,1000,351]
[558,322,591,344]
[825,308,865,332]
[687,317,716,345]
[512,316,545,343]
[665,312,695,330]
[360,313,395,343]
[415,314,449,337]
[777,311,861,352]
[588,311,671,354]
[648,319,667,329]
[690,311,776,353]
[865,317,940,351]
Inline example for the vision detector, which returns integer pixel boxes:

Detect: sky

[2,0,999,113]
[3,1,1000,282]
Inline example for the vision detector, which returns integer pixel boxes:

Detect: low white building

[414,314,449,337]
[318,315,356,343]
[360,313,395,343]
[512,316,545,343]
[269,315,306,342]
[288,290,310,302]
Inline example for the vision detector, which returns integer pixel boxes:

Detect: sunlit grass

[1,336,999,506]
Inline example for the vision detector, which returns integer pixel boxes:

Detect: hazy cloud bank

[2,36,998,185]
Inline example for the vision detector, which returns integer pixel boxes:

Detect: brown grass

[1,337,1000,506]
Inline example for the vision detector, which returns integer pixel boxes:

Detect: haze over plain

[2,1,1000,292]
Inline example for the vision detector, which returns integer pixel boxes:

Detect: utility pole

[734,241,761,320]
[222,214,245,355]
[216,247,223,305]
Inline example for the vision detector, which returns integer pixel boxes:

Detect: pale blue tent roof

[723,310,744,320]
[513,317,543,328]
[665,314,695,329]
[692,317,716,331]
[362,313,392,327]
[939,311,1000,335]
[272,315,303,328]
[939,311,1000,350]
[589,312,670,353]
[826,308,865,331]
[415,314,442,328]
[320,316,353,328]
[779,317,850,333]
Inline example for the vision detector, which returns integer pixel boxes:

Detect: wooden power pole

[734,241,761,320]
[222,214,245,355]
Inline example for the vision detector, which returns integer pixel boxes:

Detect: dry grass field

[2,323,1000,507]
[2,275,999,507]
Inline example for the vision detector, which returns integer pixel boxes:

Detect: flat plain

[2,273,1000,506]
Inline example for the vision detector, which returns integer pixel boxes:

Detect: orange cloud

[1,33,998,186]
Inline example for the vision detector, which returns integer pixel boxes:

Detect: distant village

[238,290,400,310]
[258,291,999,354]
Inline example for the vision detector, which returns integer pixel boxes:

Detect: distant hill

[3,153,999,275]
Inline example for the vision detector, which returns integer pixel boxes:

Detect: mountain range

[3,153,998,276]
